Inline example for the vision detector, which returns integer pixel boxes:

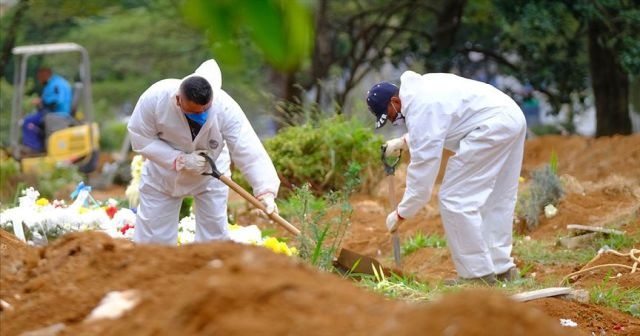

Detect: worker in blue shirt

[22,67,73,153]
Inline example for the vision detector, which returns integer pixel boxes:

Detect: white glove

[257,192,278,215]
[386,210,403,232]
[174,152,206,174]
[384,134,409,157]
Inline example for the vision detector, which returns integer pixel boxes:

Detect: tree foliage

[182,0,314,72]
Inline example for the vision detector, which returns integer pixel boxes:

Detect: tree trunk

[0,0,30,77]
[270,69,300,129]
[587,20,631,136]
[429,0,466,71]
[310,0,330,105]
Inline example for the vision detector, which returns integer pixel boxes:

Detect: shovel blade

[334,248,401,277]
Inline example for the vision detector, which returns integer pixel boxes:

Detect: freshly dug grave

[0,231,578,336]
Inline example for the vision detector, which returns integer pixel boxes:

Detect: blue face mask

[184,109,209,126]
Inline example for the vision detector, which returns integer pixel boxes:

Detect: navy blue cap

[366,82,399,128]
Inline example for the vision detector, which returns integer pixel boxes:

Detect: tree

[1,0,142,81]
[494,0,639,136]
[582,1,639,136]
[0,0,29,76]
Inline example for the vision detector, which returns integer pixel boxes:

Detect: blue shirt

[41,74,72,115]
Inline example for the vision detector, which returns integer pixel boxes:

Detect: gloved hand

[384,134,409,157]
[174,152,206,174]
[386,210,404,232]
[257,192,278,215]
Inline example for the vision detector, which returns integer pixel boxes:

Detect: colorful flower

[36,198,50,206]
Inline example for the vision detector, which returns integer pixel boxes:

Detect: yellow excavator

[8,42,100,174]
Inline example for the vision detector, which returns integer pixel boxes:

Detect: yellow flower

[519,176,525,183]
[78,207,89,214]
[262,237,296,256]
[228,224,241,231]
[36,198,50,206]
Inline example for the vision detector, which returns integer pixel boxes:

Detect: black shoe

[496,267,520,282]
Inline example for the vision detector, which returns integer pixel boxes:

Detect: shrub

[0,153,24,205]
[516,164,564,230]
[235,116,383,196]
[99,121,128,151]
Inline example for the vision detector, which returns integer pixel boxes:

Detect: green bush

[0,79,14,147]
[99,121,128,151]
[234,116,383,196]
[516,164,564,230]
[0,153,22,205]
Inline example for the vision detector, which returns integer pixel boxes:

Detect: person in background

[366,71,527,285]
[127,59,280,244]
[22,67,73,153]
[520,84,541,128]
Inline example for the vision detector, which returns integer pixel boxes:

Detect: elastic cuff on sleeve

[396,210,405,220]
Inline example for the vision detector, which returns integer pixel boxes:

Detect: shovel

[381,144,402,268]
[200,153,300,236]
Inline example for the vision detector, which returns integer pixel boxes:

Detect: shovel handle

[200,153,301,236]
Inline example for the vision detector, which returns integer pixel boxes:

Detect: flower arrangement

[1,183,297,257]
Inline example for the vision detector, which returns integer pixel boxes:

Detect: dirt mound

[521,134,640,181]
[0,231,578,336]
[0,229,39,300]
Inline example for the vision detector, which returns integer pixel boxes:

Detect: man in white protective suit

[127,59,280,244]
[366,71,526,284]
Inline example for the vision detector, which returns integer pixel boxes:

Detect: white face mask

[391,104,405,126]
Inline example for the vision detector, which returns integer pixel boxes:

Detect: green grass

[401,232,447,256]
[590,278,640,317]
[355,270,437,301]
[513,237,596,266]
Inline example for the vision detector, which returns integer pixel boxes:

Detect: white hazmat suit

[396,71,526,278]
[127,60,279,244]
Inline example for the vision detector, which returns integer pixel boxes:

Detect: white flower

[229,225,263,245]
[544,204,558,218]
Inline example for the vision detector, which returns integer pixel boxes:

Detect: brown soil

[1,135,639,336]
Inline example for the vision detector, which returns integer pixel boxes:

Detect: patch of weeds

[281,162,361,271]
[594,233,637,251]
[514,237,595,266]
[493,277,542,294]
[516,152,564,230]
[591,278,640,317]
[401,231,447,256]
[357,268,436,301]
